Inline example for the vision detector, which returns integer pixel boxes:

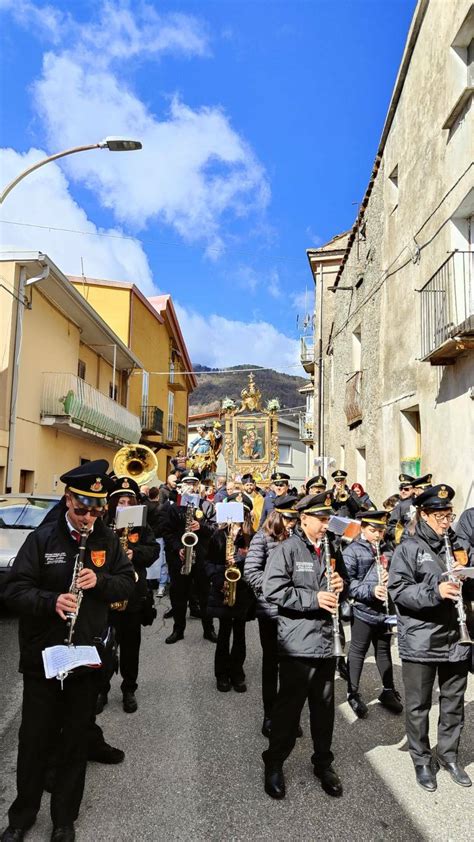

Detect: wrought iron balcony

[299,412,314,442]
[165,421,186,445]
[344,371,363,426]
[41,372,141,445]
[141,405,164,434]
[419,251,474,364]
[300,336,315,374]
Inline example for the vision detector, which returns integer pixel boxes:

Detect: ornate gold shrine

[222,374,279,483]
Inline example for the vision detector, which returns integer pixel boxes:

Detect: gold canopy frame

[222,374,279,484]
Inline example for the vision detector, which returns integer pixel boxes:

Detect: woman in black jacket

[99,477,158,714]
[205,493,255,692]
[343,511,402,719]
[389,484,473,792]
[244,495,298,736]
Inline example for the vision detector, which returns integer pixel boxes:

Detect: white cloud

[292,288,314,311]
[174,303,300,374]
[0,0,71,43]
[268,269,282,299]
[0,148,154,290]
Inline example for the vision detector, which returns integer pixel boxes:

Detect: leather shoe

[88,742,125,764]
[203,629,218,643]
[337,658,349,682]
[1,828,26,842]
[122,692,137,713]
[264,766,285,799]
[163,607,174,619]
[95,692,108,715]
[232,679,247,693]
[437,758,472,787]
[378,688,403,714]
[314,765,343,797]
[51,827,75,842]
[261,717,272,738]
[347,692,368,718]
[165,630,184,644]
[415,764,437,792]
[216,678,232,692]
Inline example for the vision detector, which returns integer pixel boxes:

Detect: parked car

[0,495,60,588]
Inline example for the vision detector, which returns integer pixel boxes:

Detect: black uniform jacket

[262,526,348,659]
[115,523,158,613]
[159,499,216,567]
[4,516,135,676]
[244,529,281,620]
[205,529,254,620]
[386,497,415,544]
[331,488,363,519]
[343,537,392,626]
[455,507,474,553]
[388,521,474,663]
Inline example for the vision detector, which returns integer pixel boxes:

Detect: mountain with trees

[189,364,309,414]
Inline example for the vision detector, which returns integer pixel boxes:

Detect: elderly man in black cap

[306,474,327,496]
[389,483,473,792]
[1,461,135,842]
[261,492,348,800]
[259,472,290,527]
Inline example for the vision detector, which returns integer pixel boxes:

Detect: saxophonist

[1,462,135,842]
[389,484,473,792]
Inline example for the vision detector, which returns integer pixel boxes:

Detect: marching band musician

[261,493,348,800]
[1,462,135,842]
[96,477,158,715]
[241,473,264,531]
[388,484,473,792]
[330,469,363,519]
[244,495,299,736]
[386,473,432,546]
[343,511,403,719]
[305,474,327,495]
[258,472,290,527]
[205,493,255,693]
[159,470,217,644]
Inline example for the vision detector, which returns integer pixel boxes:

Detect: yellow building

[0,253,143,493]
[69,279,197,479]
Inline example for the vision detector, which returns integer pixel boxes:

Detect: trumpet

[323,533,344,657]
[223,521,241,608]
[334,488,349,503]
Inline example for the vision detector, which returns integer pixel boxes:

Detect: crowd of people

[1,462,473,840]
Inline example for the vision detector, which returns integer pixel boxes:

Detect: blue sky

[0,0,417,372]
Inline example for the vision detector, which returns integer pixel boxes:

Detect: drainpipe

[6,261,50,492]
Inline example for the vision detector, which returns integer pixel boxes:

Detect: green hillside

[189,364,309,414]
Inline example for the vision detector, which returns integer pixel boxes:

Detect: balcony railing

[299,412,314,442]
[165,421,186,445]
[419,251,474,364]
[141,405,164,434]
[300,336,315,373]
[41,372,142,445]
[344,371,362,426]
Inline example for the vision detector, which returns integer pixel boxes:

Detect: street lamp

[0,136,142,204]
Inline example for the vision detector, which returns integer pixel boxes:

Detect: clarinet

[374,540,397,634]
[65,526,89,646]
[444,533,472,645]
[323,533,344,657]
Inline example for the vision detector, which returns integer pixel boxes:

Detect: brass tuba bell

[113,444,158,486]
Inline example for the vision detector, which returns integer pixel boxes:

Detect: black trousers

[106,610,142,694]
[402,659,469,766]
[258,617,279,717]
[347,616,394,695]
[215,617,246,681]
[168,557,213,634]
[9,673,96,830]
[263,657,336,770]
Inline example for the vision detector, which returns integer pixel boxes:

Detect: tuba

[113,444,158,486]
[223,522,241,607]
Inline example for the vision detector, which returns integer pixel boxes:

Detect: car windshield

[0,497,58,529]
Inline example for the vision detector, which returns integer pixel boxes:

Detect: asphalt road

[0,601,472,842]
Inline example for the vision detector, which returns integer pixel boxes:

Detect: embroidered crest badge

[438,486,448,499]
[91,478,103,492]
[91,550,106,567]
[128,532,139,543]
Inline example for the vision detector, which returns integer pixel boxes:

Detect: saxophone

[65,526,89,645]
[323,533,344,657]
[181,503,199,575]
[110,527,131,611]
[444,533,472,645]
[223,522,241,607]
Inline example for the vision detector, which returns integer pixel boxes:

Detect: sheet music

[42,645,101,679]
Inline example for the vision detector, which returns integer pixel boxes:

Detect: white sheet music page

[42,645,101,679]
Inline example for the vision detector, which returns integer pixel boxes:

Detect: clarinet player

[1,463,135,842]
[389,484,473,792]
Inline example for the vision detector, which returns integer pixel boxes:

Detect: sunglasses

[72,506,106,517]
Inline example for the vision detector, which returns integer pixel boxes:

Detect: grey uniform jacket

[262,527,348,659]
[244,529,280,619]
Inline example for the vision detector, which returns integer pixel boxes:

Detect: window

[19,470,34,493]
[400,407,421,477]
[169,359,175,384]
[77,360,86,380]
[167,390,174,439]
[444,9,474,134]
[278,444,292,465]
[388,165,399,213]
[109,382,118,401]
[352,326,362,372]
[141,371,149,406]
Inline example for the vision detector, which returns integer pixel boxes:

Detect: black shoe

[203,629,218,643]
[232,679,247,693]
[216,678,232,692]
[437,758,472,787]
[95,692,108,715]
[163,607,174,619]
[122,692,138,713]
[51,827,75,842]
[1,828,26,842]
[415,764,437,791]
[337,658,349,681]
[314,765,343,797]
[88,742,125,764]
[165,630,184,644]
[348,692,368,718]
[264,766,286,799]
[262,717,272,738]
[378,688,403,714]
